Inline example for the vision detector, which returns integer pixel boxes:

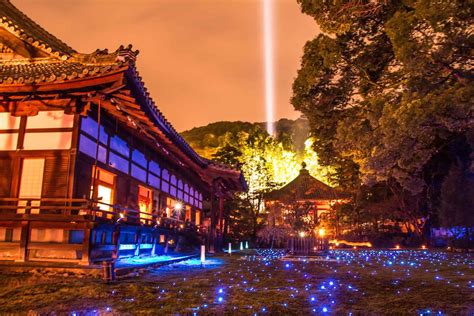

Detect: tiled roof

[0,57,124,85]
[0,0,75,59]
[266,164,339,201]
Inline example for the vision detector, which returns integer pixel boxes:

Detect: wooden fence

[286,236,329,254]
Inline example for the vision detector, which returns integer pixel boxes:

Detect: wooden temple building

[0,0,246,265]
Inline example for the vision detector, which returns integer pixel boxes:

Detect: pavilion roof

[0,0,247,193]
[265,163,343,202]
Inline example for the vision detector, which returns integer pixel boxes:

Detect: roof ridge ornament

[300,161,310,175]
[115,44,139,64]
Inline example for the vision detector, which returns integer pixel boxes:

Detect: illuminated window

[170,174,177,186]
[185,205,191,221]
[110,135,129,157]
[97,185,113,210]
[161,181,170,194]
[30,228,64,242]
[23,132,72,150]
[80,116,108,144]
[162,169,169,181]
[0,113,20,150]
[131,164,147,182]
[170,175,178,197]
[161,169,170,193]
[91,167,115,212]
[170,185,177,198]
[138,185,153,224]
[26,111,73,129]
[0,113,21,129]
[109,152,129,174]
[148,174,160,189]
[0,133,18,150]
[17,158,45,214]
[166,197,181,218]
[195,210,201,225]
[79,135,107,162]
[132,149,147,167]
[149,161,160,175]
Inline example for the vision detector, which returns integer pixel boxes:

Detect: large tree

[293,1,473,215]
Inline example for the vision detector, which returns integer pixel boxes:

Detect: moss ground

[0,249,472,315]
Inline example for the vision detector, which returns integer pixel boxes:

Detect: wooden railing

[287,236,329,254]
[0,197,88,215]
[0,197,204,233]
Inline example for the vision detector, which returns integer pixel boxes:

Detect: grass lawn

[0,249,472,315]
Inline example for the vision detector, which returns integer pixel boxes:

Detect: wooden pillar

[218,197,224,233]
[67,114,80,200]
[209,188,216,253]
[164,233,169,254]
[80,227,91,265]
[112,224,121,261]
[16,220,30,262]
[151,232,158,256]
[134,228,141,257]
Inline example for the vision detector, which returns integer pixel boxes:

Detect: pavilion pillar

[217,197,225,251]
[218,197,224,233]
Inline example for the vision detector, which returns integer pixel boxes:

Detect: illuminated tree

[183,120,334,241]
[294,0,472,188]
[293,0,473,239]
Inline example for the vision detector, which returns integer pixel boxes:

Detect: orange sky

[14,0,319,131]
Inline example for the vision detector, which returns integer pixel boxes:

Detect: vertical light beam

[263,0,275,136]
